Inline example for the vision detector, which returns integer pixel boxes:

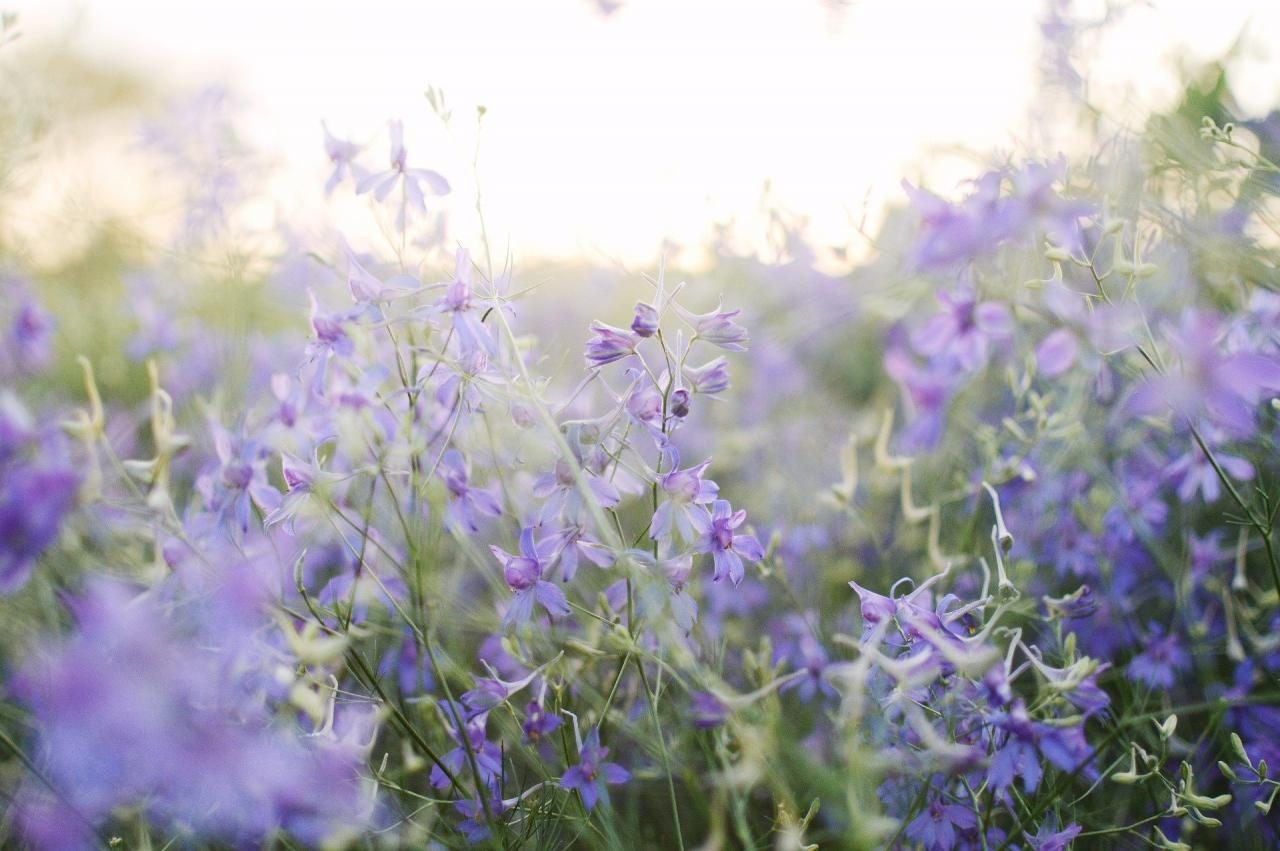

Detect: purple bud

[630,302,659,337]
[670,388,691,418]
[584,322,637,367]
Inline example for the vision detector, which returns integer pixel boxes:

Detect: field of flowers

[2,5,1280,850]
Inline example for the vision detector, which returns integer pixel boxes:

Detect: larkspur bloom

[355,119,450,230]
[692,499,764,585]
[675,300,748,350]
[440,448,502,534]
[584,321,638,366]
[1125,309,1280,436]
[560,728,629,812]
[321,121,365,195]
[911,286,1013,371]
[491,527,572,627]
[650,451,719,544]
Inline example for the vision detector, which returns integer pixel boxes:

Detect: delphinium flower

[691,498,764,585]
[650,450,719,544]
[196,418,281,537]
[584,321,638,366]
[355,119,450,231]
[5,289,54,374]
[674,300,749,351]
[532,457,621,524]
[491,527,572,627]
[1125,309,1280,436]
[560,727,630,812]
[439,448,502,534]
[910,285,1013,372]
[0,396,79,594]
[1126,624,1191,690]
[429,710,503,792]
[321,121,365,195]
[13,579,372,848]
[427,247,497,356]
[904,798,980,851]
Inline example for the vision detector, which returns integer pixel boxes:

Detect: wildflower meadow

[2,3,1280,849]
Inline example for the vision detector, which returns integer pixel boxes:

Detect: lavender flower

[560,728,630,811]
[491,527,572,627]
[692,499,764,585]
[355,119,450,230]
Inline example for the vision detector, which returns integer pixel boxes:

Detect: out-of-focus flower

[355,119,450,230]
[321,121,365,195]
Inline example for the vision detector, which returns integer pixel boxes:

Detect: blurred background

[7,0,1280,272]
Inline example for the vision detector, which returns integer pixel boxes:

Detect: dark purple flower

[560,728,629,812]
[0,462,79,594]
[522,700,562,742]
[905,797,979,851]
[1126,626,1190,690]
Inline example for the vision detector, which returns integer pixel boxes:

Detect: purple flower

[560,728,629,811]
[1035,327,1079,378]
[321,121,365,195]
[630,301,659,337]
[905,798,979,851]
[692,499,764,585]
[650,454,719,544]
[440,449,502,534]
[690,691,728,728]
[355,119,450,230]
[429,712,503,791]
[585,321,638,366]
[675,301,748,351]
[0,460,79,594]
[550,525,615,582]
[683,357,731,396]
[1125,310,1280,436]
[8,295,54,373]
[522,700,562,742]
[1126,626,1190,690]
[911,287,1013,371]
[1025,817,1083,851]
[14,580,372,846]
[491,527,572,627]
[430,247,496,356]
[532,458,621,524]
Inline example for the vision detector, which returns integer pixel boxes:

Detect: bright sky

[15,0,1280,267]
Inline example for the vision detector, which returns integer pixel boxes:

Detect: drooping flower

[584,321,638,366]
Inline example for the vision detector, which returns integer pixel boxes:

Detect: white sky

[14,0,1280,267]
